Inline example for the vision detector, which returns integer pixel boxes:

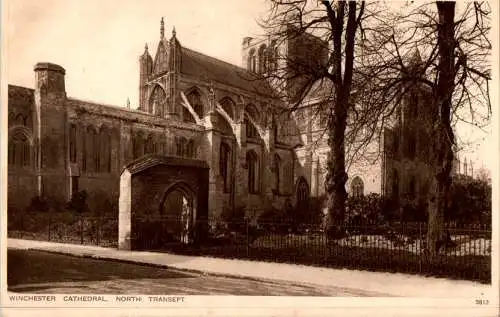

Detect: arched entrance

[296,177,310,213]
[161,183,196,244]
[118,155,209,251]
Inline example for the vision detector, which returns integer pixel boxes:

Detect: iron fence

[7,212,491,282]
[7,212,118,248]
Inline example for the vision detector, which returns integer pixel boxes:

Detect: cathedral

[8,18,439,225]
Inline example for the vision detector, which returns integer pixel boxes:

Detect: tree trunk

[325,92,349,237]
[427,1,456,255]
[323,2,359,239]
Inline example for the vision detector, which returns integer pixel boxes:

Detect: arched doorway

[350,176,364,198]
[296,177,310,213]
[161,184,196,244]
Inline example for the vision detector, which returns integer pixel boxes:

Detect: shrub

[345,193,387,225]
[446,175,491,224]
[26,196,50,213]
[400,198,428,222]
[296,196,326,227]
[66,190,89,214]
[220,205,247,233]
[91,190,118,217]
[257,205,291,233]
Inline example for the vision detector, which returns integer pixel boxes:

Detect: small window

[186,89,204,119]
[8,132,31,167]
[258,44,267,74]
[246,150,259,194]
[245,118,258,139]
[273,154,281,194]
[186,140,195,158]
[350,176,364,198]
[219,97,235,120]
[220,142,231,193]
[145,135,155,155]
[392,169,399,200]
[248,48,256,72]
[176,137,187,157]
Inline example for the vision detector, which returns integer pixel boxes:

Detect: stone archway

[296,177,310,213]
[118,155,209,251]
[160,183,196,244]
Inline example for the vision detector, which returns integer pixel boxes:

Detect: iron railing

[7,213,491,282]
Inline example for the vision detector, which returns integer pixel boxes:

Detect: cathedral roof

[180,47,277,98]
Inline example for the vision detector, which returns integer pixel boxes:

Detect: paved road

[7,249,373,296]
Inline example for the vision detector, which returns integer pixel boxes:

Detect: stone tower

[33,62,68,202]
[139,18,182,118]
[139,44,153,111]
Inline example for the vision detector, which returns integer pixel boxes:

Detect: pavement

[7,238,492,298]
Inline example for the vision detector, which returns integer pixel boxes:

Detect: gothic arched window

[245,118,258,139]
[149,85,167,117]
[246,150,259,194]
[272,117,278,143]
[82,127,87,171]
[183,107,196,123]
[273,154,281,194]
[393,132,399,155]
[392,168,399,200]
[258,44,267,73]
[350,176,364,198]
[133,131,145,159]
[245,103,259,123]
[186,89,204,119]
[145,135,155,155]
[176,137,187,157]
[158,140,167,155]
[220,142,231,193]
[296,178,310,212]
[268,40,278,72]
[219,97,235,120]
[93,129,100,172]
[100,127,112,173]
[8,131,31,167]
[84,126,96,172]
[248,48,256,72]
[186,139,195,158]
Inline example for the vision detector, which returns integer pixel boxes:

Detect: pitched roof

[123,154,209,175]
[180,47,277,97]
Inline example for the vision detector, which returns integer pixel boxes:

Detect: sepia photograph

[2,0,498,314]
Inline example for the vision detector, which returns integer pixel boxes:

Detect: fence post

[419,222,422,274]
[246,218,249,258]
[96,216,101,246]
[80,216,84,245]
[324,227,328,265]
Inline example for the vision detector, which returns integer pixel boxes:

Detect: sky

[3,0,497,173]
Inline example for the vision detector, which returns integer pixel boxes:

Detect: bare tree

[354,1,491,254]
[260,1,491,249]
[260,0,377,236]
